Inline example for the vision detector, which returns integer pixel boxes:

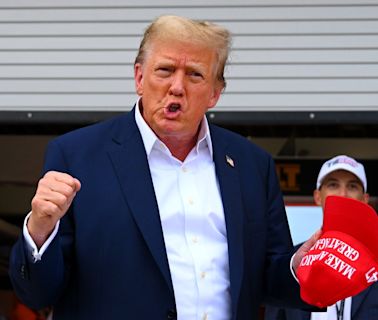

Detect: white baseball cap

[316,155,367,191]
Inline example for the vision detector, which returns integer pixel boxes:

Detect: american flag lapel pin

[226,155,234,167]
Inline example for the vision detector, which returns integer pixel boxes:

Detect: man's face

[314,170,369,209]
[134,39,222,143]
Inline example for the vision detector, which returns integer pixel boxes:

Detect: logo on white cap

[316,155,367,191]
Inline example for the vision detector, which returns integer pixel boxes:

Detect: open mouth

[167,103,181,113]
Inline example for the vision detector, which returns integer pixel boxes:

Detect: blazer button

[20,264,26,279]
[167,308,177,320]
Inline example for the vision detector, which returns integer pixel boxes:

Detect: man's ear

[313,189,322,206]
[134,63,143,96]
[363,193,370,204]
[207,86,223,110]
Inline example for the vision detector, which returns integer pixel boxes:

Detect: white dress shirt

[311,297,352,320]
[24,102,232,320]
[135,104,231,320]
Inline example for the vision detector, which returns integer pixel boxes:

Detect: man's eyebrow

[348,179,363,186]
[155,60,174,66]
[187,60,207,68]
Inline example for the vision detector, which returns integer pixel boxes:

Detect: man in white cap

[265,155,378,320]
[313,155,369,208]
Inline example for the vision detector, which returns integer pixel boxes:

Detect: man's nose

[169,72,185,96]
[338,187,348,197]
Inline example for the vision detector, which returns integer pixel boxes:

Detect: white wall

[1,0,378,114]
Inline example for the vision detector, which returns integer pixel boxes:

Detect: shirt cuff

[290,253,299,282]
[23,211,60,263]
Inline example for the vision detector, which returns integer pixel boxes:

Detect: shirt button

[202,312,208,320]
[182,166,188,172]
[200,271,207,279]
[192,237,198,243]
[188,197,194,205]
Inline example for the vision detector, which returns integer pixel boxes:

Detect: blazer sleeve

[264,305,288,320]
[261,156,306,308]
[9,139,75,310]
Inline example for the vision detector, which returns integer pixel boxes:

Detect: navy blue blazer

[264,279,378,319]
[10,109,307,319]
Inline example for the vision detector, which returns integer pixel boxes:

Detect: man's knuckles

[32,196,69,218]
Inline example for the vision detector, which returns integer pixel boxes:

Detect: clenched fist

[28,171,81,248]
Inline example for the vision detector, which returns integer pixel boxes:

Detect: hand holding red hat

[293,229,322,272]
[297,196,378,308]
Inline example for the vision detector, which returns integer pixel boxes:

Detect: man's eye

[326,182,338,189]
[188,71,204,80]
[156,68,172,76]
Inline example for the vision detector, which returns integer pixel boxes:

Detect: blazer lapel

[107,111,173,293]
[351,287,370,318]
[211,127,244,318]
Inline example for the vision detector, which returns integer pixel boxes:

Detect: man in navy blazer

[264,155,378,320]
[9,15,315,319]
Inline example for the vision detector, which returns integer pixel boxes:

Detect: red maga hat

[297,195,378,308]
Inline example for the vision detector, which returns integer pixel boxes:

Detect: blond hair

[135,15,231,88]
